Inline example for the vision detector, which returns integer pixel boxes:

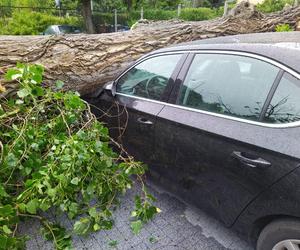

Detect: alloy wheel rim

[273,239,300,250]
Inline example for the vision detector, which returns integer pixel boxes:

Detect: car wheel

[257,218,300,250]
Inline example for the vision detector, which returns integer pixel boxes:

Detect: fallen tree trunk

[1,2,300,97]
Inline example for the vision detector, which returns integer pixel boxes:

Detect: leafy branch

[0,63,159,249]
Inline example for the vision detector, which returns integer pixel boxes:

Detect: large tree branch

[1,2,300,97]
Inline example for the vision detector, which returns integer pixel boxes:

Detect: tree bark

[82,0,95,34]
[1,2,300,97]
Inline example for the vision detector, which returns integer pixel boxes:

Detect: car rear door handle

[137,117,153,125]
[231,151,271,169]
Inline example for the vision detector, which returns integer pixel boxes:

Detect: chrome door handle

[231,151,271,169]
[137,117,153,125]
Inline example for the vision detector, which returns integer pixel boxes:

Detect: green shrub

[275,23,293,32]
[142,9,176,20]
[0,10,82,35]
[256,0,293,13]
[180,7,219,21]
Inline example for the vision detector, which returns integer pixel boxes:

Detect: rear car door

[152,52,300,226]
[89,53,186,163]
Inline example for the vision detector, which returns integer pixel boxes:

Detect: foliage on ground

[275,23,293,32]
[0,63,159,249]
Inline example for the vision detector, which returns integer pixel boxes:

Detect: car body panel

[234,165,300,241]
[153,103,300,226]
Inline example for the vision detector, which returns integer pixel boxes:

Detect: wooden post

[223,0,229,17]
[193,0,197,8]
[178,4,182,17]
[114,9,118,32]
[141,7,144,20]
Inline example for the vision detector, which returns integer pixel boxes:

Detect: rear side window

[264,73,300,124]
[178,54,279,121]
[116,54,181,101]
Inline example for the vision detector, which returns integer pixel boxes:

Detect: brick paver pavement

[20,181,253,250]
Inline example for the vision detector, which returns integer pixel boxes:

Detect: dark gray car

[42,25,82,35]
[85,32,300,250]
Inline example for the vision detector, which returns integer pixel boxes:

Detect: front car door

[89,53,186,164]
[152,52,300,226]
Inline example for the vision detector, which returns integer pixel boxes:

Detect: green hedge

[180,8,219,21]
[92,7,222,28]
[0,10,82,35]
[0,7,223,35]
[256,0,293,12]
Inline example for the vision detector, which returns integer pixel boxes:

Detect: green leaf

[73,218,91,235]
[149,236,158,244]
[5,69,21,81]
[71,177,80,185]
[64,94,85,110]
[93,223,101,231]
[3,225,12,235]
[101,220,113,230]
[67,202,79,219]
[0,205,14,216]
[88,207,97,218]
[41,223,72,249]
[108,240,118,248]
[6,153,18,168]
[26,199,39,214]
[39,201,50,212]
[31,73,43,84]
[15,99,24,105]
[0,235,8,249]
[0,184,9,197]
[55,80,64,89]
[17,88,30,98]
[31,86,44,96]
[18,203,26,213]
[46,188,56,197]
[130,220,142,235]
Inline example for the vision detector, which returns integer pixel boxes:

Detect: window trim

[115,50,300,128]
[259,69,284,121]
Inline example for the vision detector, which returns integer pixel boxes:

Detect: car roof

[149,32,300,74]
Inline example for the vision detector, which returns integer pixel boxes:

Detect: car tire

[257,218,300,250]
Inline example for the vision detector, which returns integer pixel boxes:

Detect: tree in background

[80,0,95,33]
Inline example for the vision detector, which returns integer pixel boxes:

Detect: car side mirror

[104,81,116,97]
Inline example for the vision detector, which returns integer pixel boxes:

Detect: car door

[89,53,186,164]
[152,52,300,226]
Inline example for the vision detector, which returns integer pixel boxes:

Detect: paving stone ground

[19,181,254,250]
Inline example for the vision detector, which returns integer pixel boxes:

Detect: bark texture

[1,2,300,97]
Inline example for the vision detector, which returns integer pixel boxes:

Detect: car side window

[264,73,300,124]
[116,54,182,101]
[178,54,279,121]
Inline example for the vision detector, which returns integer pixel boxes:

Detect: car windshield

[58,26,79,34]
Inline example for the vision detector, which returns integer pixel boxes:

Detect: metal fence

[0,4,229,34]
